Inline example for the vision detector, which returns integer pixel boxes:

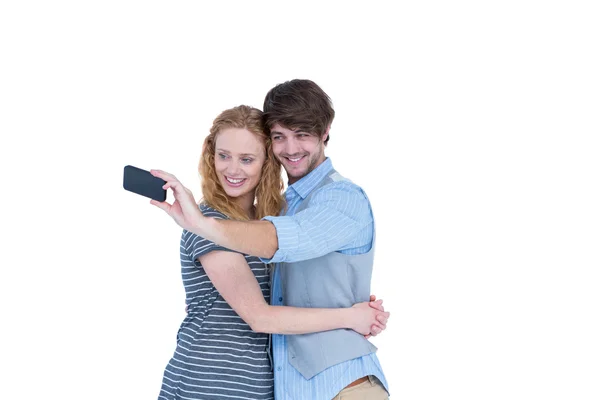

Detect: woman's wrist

[342,307,357,330]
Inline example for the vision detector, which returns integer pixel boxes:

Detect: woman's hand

[149,169,205,232]
[350,299,390,336]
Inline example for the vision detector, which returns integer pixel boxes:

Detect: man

[153,79,390,399]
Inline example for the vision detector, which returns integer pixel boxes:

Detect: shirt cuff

[260,215,298,264]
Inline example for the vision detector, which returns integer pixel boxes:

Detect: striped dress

[158,205,274,400]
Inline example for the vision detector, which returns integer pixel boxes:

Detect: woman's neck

[236,191,256,220]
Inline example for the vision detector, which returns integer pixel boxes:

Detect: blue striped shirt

[262,158,389,400]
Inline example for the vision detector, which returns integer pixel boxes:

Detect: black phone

[123,165,167,202]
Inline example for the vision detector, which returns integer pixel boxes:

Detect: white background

[1,1,599,399]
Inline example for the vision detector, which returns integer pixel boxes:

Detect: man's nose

[284,138,300,155]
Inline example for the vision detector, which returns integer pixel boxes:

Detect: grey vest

[280,169,378,379]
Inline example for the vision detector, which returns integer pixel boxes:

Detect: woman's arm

[198,250,389,335]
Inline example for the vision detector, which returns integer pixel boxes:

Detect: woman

[152,105,388,400]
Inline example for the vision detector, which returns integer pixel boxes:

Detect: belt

[344,376,370,389]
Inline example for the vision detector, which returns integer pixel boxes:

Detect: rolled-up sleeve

[260,182,373,264]
[260,215,299,263]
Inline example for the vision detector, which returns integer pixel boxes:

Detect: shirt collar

[286,157,333,200]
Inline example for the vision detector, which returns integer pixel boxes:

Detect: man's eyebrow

[270,129,310,135]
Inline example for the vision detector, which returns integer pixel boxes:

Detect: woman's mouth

[224,176,246,187]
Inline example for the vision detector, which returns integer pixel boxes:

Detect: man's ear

[322,125,330,144]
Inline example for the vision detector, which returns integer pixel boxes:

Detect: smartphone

[123,165,167,202]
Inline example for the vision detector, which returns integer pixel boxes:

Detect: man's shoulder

[303,175,372,219]
[317,171,369,200]
[327,170,352,184]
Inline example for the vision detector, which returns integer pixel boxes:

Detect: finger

[369,299,384,311]
[165,180,192,198]
[150,169,178,182]
[150,199,171,212]
[375,318,387,329]
[163,180,185,194]
[376,313,389,324]
[152,170,183,190]
[364,334,372,339]
[369,325,381,336]
[369,294,376,302]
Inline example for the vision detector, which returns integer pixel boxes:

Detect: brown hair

[199,105,284,220]
[263,79,335,144]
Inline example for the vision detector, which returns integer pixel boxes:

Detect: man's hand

[365,294,390,339]
[149,170,205,233]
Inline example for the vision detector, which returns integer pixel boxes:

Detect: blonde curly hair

[199,105,285,221]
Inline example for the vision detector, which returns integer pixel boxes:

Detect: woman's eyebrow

[216,148,257,157]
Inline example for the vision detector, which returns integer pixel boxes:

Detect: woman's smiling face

[214,127,265,201]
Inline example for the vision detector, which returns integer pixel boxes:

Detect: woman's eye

[241,158,253,164]
[218,153,228,159]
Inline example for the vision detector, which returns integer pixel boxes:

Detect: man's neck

[287,155,327,185]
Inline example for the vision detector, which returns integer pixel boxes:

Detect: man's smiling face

[270,123,328,184]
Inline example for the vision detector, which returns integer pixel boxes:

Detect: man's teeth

[226,177,244,183]
[289,157,302,162]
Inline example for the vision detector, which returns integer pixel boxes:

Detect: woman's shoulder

[199,203,229,220]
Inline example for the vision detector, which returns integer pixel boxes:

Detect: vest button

[278,297,283,302]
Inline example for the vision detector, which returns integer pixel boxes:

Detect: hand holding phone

[123,165,167,202]
[148,169,206,235]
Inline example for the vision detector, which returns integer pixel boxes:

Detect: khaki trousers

[331,375,389,400]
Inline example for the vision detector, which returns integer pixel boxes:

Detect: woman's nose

[226,161,241,175]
